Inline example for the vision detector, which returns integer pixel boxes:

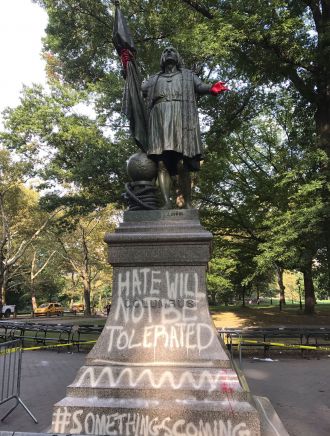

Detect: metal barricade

[0,339,37,423]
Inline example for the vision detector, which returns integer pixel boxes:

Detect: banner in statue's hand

[112,3,148,153]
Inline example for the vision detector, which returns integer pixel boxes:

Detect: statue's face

[161,46,179,66]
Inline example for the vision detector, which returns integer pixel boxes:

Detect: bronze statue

[113,4,228,209]
[141,47,227,208]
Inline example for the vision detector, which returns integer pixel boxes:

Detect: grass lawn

[211,302,330,328]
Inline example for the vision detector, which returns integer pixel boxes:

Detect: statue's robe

[142,68,210,175]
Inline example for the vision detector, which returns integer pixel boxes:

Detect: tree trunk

[0,260,6,303]
[0,268,9,304]
[31,291,37,311]
[209,289,216,306]
[242,286,246,307]
[276,265,286,311]
[1,286,5,304]
[303,262,315,315]
[31,273,37,311]
[83,280,91,316]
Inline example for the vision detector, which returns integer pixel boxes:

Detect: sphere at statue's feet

[127,151,158,182]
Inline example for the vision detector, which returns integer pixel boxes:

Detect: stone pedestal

[51,210,261,435]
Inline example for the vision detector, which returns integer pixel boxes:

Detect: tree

[32,1,329,314]
[196,0,329,301]
[199,84,322,313]
[1,82,135,212]
[0,149,61,303]
[10,239,64,312]
[26,245,56,311]
[207,243,238,305]
[49,206,114,316]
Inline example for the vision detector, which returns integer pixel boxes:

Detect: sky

[0,0,48,121]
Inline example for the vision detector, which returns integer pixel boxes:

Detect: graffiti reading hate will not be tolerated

[106,269,217,353]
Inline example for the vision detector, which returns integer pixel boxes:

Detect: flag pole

[111,1,148,152]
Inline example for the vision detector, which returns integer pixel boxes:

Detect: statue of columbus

[113,3,228,209]
[141,47,227,208]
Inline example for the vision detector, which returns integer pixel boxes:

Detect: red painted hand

[210,81,229,95]
[120,49,133,70]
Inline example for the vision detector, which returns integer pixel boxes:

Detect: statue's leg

[158,160,172,209]
[177,160,192,209]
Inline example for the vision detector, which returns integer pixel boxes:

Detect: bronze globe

[127,151,158,182]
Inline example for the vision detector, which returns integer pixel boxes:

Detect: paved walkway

[1,350,86,433]
[243,356,330,436]
[0,350,329,435]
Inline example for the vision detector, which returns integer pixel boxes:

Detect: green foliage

[14,0,330,309]
[0,150,55,303]
[207,252,237,304]
[1,82,135,211]
[47,205,115,314]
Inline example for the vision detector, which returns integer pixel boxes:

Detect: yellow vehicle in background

[34,302,64,317]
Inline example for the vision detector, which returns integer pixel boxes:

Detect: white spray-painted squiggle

[74,366,241,392]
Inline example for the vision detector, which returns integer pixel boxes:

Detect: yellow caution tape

[237,338,330,352]
[0,346,21,355]
[0,340,97,356]
[2,338,329,355]
[22,340,97,351]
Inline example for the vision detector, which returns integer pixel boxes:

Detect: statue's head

[160,46,183,71]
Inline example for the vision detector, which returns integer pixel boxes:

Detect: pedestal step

[52,398,261,435]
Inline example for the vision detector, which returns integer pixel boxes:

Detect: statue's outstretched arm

[193,74,229,96]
